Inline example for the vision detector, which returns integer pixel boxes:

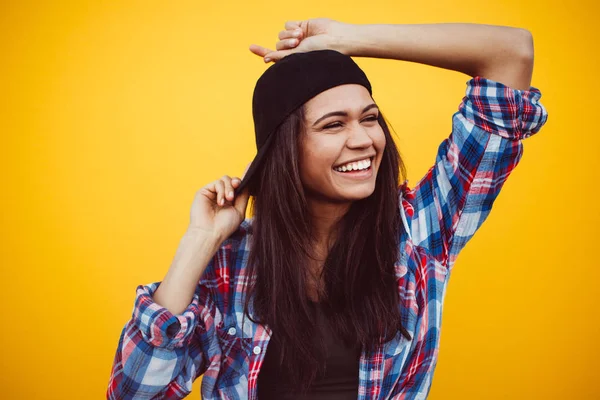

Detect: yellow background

[1,0,597,399]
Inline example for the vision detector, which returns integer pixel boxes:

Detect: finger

[233,184,251,217]
[249,44,274,58]
[264,49,295,63]
[275,38,299,51]
[284,20,302,30]
[198,182,217,201]
[278,29,302,40]
[221,175,235,202]
[233,163,251,194]
[215,180,226,206]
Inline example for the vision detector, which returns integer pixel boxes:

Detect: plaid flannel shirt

[107,76,548,399]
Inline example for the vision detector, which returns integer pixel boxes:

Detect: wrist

[166,230,221,281]
[184,228,223,252]
[184,226,225,244]
[332,23,394,59]
[329,21,358,56]
[333,23,377,57]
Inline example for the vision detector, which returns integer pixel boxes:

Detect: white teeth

[334,158,372,172]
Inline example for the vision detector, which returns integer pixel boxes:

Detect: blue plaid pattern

[107,76,548,399]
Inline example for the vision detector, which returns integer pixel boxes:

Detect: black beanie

[236,49,372,196]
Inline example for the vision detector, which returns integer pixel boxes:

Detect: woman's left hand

[249,18,347,63]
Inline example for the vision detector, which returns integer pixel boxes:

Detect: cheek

[374,128,386,151]
[302,135,341,162]
[299,148,331,182]
[299,138,340,184]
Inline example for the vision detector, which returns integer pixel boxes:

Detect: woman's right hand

[188,165,251,242]
[249,18,349,63]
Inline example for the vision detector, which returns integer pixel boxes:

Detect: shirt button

[227,327,236,336]
[253,346,261,355]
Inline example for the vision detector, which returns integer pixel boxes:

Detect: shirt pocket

[215,317,253,387]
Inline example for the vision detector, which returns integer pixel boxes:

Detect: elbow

[500,28,534,66]
[512,29,535,90]
[479,28,535,91]
[516,29,534,63]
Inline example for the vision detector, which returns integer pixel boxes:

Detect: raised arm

[335,22,533,90]
[250,18,533,89]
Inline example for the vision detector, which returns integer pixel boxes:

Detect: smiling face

[299,84,386,204]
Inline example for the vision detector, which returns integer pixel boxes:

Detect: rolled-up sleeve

[132,282,200,349]
[458,76,548,140]
[400,76,549,272]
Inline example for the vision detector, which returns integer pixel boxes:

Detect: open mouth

[332,157,375,180]
[332,156,374,174]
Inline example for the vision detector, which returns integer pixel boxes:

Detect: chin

[339,184,376,201]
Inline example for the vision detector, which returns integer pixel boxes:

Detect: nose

[346,122,374,149]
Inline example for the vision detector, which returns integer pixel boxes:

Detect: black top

[257,301,362,399]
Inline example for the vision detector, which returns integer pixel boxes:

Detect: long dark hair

[243,102,411,392]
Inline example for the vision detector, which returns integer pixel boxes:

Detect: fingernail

[228,191,233,198]
[264,57,271,63]
[219,198,224,205]
[292,30,300,37]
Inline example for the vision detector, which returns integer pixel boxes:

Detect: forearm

[153,230,222,315]
[334,23,534,90]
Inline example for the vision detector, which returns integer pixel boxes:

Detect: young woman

[107,18,548,399]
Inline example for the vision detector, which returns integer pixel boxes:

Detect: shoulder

[235,217,253,238]
[200,217,254,285]
[226,217,253,254]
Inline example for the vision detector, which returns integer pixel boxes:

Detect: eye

[323,115,379,130]
[324,122,342,129]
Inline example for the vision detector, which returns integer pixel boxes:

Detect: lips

[332,163,373,180]
[332,155,375,170]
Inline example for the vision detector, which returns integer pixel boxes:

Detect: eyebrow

[311,103,379,127]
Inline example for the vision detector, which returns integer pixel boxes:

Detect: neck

[304,197,351,302]
[306,197,351,250]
